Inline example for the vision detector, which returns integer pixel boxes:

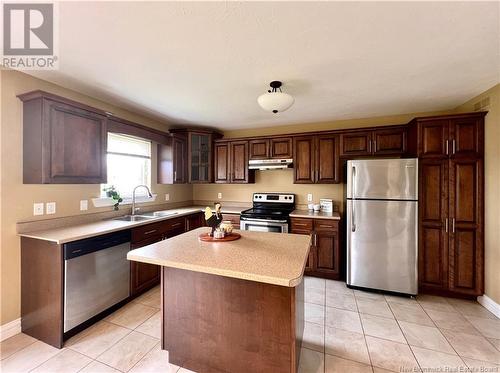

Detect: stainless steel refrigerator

[346,158,418,295]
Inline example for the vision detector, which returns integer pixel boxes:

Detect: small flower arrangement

[103,185,123,211]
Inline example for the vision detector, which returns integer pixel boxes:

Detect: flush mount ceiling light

[257,81,294,114]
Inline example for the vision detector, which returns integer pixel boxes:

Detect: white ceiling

[29,1,500,130]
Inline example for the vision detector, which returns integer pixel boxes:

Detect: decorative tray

[198,232,241,242]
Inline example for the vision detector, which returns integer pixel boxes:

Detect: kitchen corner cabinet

[409,112,485,297]
[168,129,222,184]
[340,126,407,157]
[214,140,255,184]
[158,135,188,184]
[18,91,108,184]
[290,217,341,280]
[293,134,340,184]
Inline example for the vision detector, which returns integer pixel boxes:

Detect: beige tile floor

[1,278,499,373]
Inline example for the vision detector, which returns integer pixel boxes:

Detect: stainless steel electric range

[240,193,295,233]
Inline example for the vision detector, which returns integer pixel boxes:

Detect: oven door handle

[240,218,288,224]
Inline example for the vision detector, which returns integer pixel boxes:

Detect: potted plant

[103,186,123,211]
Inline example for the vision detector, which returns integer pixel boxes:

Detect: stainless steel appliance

[346,158,418,295]
[240,193,295,233]
[248,159,293,170]
[64,230,131,332]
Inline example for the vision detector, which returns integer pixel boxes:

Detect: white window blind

[103,133,151,197]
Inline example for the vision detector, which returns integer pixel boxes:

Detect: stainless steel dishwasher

[64,230,131,332]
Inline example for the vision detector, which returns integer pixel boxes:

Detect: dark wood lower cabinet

[130,235,163,296]
[290,217,341,280]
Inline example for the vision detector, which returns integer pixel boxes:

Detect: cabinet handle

[174,171,177,181]
[444,218,448,233]
[319,224,333,228]
[294,223,309,227]
[373,140,377,153]
[452,218,455,233]
[452,139,456,154]
[368,140,372,153]
[172,222,182,227]
[445,140,449,155]
[144,229,157,235]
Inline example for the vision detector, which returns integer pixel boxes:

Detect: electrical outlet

[217,192,222,199]
[165,193,170,201]
[307,194,313,202]
[46,202,56,214]
[33,203,44,216]
[80,200,88,211]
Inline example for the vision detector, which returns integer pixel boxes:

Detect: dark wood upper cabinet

[270,137,293,158]
[158,135,188,184]
[450,117,483,158]
[249,137,292,159]
[214,140,254,184]
[293,136,315,183]
[415,119,450,158]
[230,141,250,183]
[340,132,372,157]
[340,126,407,157]
[294,135,339,184]
[249,139,269,160]
[169,129,221,184]
[214,142,230,183]
[372,127,406,155]
[19,92,107,184]
[316,134,340,183]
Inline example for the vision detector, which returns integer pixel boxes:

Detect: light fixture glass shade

[257,92,294,113]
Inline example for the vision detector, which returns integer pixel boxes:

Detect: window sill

[92,194,157,208]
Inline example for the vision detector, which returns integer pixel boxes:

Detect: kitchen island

[127,227,311,373]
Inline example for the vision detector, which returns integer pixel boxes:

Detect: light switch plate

[80,200,88,211]
[165,193,170,201]
[33,203,44,216]
[217,192,222,199]
[46,202,56,214]
[307,194,313,202]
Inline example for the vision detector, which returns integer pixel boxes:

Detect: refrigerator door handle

[351,166,356,232]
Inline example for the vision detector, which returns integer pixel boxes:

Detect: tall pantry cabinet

[408,112,486,297]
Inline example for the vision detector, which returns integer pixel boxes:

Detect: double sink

[112,210,180,222]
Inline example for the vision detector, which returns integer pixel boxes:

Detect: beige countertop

[127,228,311,287]
[18,205,245,244]
[290,209,341,220]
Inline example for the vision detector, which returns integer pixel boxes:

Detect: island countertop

[127,227,311,287]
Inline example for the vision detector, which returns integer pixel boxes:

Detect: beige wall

[454,83,500,305]
[0,71,193,325]
[195,170,344,211]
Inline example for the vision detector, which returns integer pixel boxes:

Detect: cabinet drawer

[291,228,313,236]
[132,222,167,242]
[314,219,339,231]
[291,218,313,231]
[165,217,186,234]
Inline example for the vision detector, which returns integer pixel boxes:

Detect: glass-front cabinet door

[189,132,212,183]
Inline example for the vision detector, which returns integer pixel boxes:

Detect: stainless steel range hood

[248,159,293,170]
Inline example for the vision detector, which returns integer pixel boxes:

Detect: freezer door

[346,159,418,200]
[346,199,418,295]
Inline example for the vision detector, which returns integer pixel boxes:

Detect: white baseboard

[477,294,500,318]
[0,318,21,341]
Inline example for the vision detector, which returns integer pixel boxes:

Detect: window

[103,133,151,198]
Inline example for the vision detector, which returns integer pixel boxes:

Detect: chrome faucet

[131,185,153,215]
